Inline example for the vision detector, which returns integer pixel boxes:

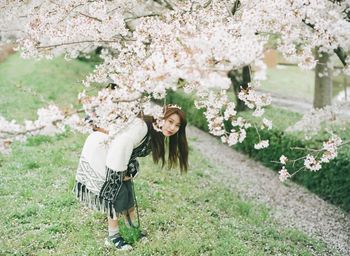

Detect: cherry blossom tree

[1,0,350,181]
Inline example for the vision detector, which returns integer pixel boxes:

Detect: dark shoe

[105,234,133,250]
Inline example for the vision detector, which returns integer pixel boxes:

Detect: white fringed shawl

[75,118,148,196]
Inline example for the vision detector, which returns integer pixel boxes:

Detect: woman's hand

[123,176,132,181]
[93,126,109,134]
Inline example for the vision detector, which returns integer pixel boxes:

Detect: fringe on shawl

[72,181,128,220]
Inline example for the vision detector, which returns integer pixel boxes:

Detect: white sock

[108,227,119,237]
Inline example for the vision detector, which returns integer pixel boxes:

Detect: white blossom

[227,132,239,146]
[254,140,269,150]
[320,134,342,163]
[262,118,272,130]
[304,154,322,172]
[278,166,291,182]
[238,129,247,143]
[279,155,288,165]
[0,105,87,154]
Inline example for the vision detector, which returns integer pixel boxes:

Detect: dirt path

[188,125,350,256]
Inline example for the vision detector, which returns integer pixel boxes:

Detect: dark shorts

[112,180,135,214]
[73,179,135,219]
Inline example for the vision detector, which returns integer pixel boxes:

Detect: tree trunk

[313,51,333,108]
[228,65,251,112]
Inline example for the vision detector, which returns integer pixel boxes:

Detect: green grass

[0,54,339,255]
[0,53,93,121]
[0,132,336,255]
[261,66,315,101]
[261,66,350,102]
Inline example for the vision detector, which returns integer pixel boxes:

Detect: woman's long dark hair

[142,106,189,173]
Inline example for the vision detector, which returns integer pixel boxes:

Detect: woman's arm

[105,118,147,172]
[99,118,147,200]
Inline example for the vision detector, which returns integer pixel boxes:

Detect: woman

[73,104,188,250]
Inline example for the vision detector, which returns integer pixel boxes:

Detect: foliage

[167,90,350,211]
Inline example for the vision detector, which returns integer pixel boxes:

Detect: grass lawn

[0,132,336,255]
[261,66,314,102]
[0,54,339,255]
[260,65,350,102]
[0,53,93,121]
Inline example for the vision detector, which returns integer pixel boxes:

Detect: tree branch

[231,0,241,16]
[59,4,84,23]
[36,38,135,49]
[302,19,348,67]
[334,47,347,66]
[0,108,85,137]
[124,13,160,21]
[203,0,213,8]
[79,12,103,22]
[152,0,175,10]
[1,126,45,136]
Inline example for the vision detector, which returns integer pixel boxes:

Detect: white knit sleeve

[105,118,148,172]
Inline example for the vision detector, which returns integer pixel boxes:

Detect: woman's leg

[124,207,148,241]
[106,215,133,250]
[107,216,119,237]
[124,207,135,227]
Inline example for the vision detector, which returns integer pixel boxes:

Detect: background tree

[314,50,333,108]
[228,65,251,112]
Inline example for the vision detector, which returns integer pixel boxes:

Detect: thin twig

[64,108,85,116]
[290,146,319,152]
[291,140,350,153]
[0,108,85,136]
[124,13,160,21]
[1,126,46,136]
[112,96,142,103]
[163,0,175,10]
[224,1,233,17]
[253,124,261,141]
[290,166,305,178]
[292,155,308,162]
[79,12,103,22]
[339,140,350,147]
[59,3,84,23]
[203,0,213,8]
[37,38,135,49]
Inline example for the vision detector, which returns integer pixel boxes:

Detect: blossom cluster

[240,0,350,71]
[3,1,131,59]
[286,103,349,139]
[65,0,271,148]
[237,82,272,117]
[278,134,343,182]
[194,86,271,149]
[1,1,349,177]
[0,105,86,154]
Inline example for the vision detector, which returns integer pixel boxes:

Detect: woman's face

[162,113,181,137]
